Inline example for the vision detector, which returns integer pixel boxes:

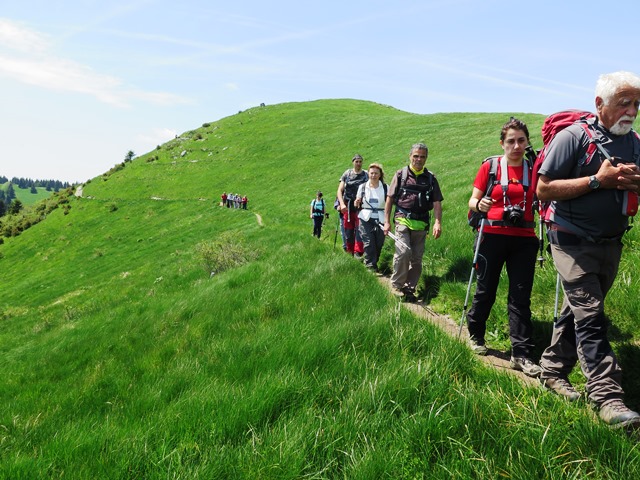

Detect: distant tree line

[0,176,73,219]
[0,175,71,192]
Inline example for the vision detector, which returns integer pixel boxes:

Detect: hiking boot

[542,377,580,402]
[469,339,487,356]
[390,288,404,298]
[354,253,364,261]
[598,399,640,428]
[402,289,418,303]
[510,357,542,378]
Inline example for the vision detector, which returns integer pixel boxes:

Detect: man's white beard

[610,116,635,135]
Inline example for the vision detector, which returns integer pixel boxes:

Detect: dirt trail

[377,276,539,387]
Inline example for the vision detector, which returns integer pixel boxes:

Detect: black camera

[503,204,524,226]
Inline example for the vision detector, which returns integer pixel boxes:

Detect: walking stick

[553,272,561,323]
[537,217,546,267]
[458,217,487,337]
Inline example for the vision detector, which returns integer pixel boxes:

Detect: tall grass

[1,100,640,478]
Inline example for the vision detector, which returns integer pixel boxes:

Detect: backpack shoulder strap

[400,166,409,188]
[484,156,500,196]
[632,129,640,165]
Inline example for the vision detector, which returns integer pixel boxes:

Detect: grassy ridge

[0,184,52,206]
[1,100,640,478]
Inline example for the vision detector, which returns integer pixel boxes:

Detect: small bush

[195,232,258,276]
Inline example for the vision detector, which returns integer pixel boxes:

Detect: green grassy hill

[2,100,640,478]
[0,183,51,206]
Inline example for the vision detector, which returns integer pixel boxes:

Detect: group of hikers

[309,71,640,430]
[220,192,248,209]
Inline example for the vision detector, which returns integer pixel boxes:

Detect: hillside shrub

[195,231,258,276]
[0,187,74,238]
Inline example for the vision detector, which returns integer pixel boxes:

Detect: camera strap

[499,155,530,208]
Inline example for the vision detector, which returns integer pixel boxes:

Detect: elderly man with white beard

[536,71,640,429]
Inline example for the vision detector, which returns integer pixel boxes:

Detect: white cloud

[0,17,49,52]
[0,18,190,108]
[224,83,239,91]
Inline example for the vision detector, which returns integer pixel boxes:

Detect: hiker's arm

[468,187,493,213]
[337,181,347,213]
[383,195,394,235]
[432,201,442,239]
[537,159,640,201]
[353,184,363,209]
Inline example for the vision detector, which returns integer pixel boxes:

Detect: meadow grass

[2,100,640,478]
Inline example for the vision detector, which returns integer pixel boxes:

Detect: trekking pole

[553,272,561,322]
[386,229,410,251]
[458,217,486,337]
[333,212,339,250]
[537,218,546,267]
[358,195,410,251]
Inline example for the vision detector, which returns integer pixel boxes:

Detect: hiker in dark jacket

[466,117,541,379]
[337,154,368,257]
[537,71,640,428]
[383,143,443,302]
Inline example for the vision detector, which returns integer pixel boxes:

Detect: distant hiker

[537,71,640,428]
[354,163,387,273]
[310,191,326,238]
[242,195,248,210]
[226,193,232,208]
[466,117,541,378]
[337,154,369,257]
[383,143,443,302]
[221,192,227,207]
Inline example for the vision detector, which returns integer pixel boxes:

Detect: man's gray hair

[595,71,640,105]
[410,143,428,155]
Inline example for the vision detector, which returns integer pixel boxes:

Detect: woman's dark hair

[500,117,530,141]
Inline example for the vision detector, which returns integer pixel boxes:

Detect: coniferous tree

[6,183,15,202]
[8,198,23,215]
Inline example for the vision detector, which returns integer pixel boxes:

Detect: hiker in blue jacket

[466,118,541,379]
[537,71,640,428]
[310,191,326,238]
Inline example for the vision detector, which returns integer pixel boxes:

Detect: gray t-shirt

[539,119,639,238]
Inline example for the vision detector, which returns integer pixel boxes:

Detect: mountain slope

[2,100,640,478]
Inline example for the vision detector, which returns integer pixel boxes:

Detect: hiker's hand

[354,198,362,209]
[339,203,347,213]
[383,221,390,235]
[432,219,442,239]
[615,161,640,191]
[477,197,493,213]
[598,159,640,191]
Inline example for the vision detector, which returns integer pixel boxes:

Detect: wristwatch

[588,175,600,190]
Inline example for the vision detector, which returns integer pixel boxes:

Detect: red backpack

[532,110,640,225]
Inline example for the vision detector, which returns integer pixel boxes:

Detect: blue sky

[1,0,638,183]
